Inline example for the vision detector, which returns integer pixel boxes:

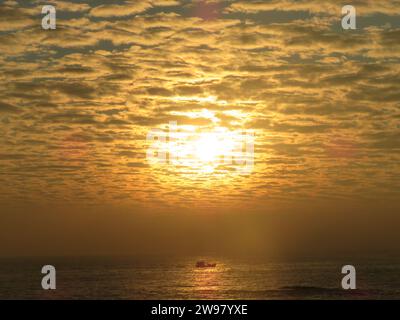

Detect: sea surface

[0,256,399,300]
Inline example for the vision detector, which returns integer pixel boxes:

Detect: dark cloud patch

[57,65,95,74]
[42,112,98,125]
[0,102,19,113]
[127,162,149,168]
[129,114,212,127]
[54,82,97,99]
[174,85,204,95]
[0,154,26,160]
[146,87,174,97]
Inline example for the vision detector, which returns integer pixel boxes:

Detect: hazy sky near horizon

[0,0,399,256]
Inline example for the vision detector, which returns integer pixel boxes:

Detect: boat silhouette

[196,261,217,268]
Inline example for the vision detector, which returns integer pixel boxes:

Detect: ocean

[0,256,399,300]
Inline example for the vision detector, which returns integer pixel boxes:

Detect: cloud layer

[0,0,399,210]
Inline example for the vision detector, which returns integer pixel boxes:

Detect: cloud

[34,0,91,12]
[0,0,399,209]
[225,0,400,16]
[90,0,180,18]
[0,102,19,113]
[90,1,153,18]
[0,5,35,31]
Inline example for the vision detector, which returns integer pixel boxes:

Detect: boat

[196,261,217,268]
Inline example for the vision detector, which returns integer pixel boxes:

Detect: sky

[0,0,399,257]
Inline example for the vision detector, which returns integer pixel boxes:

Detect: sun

[165,130,232,172]
[147,124,254,178]
[194,133,224,163]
